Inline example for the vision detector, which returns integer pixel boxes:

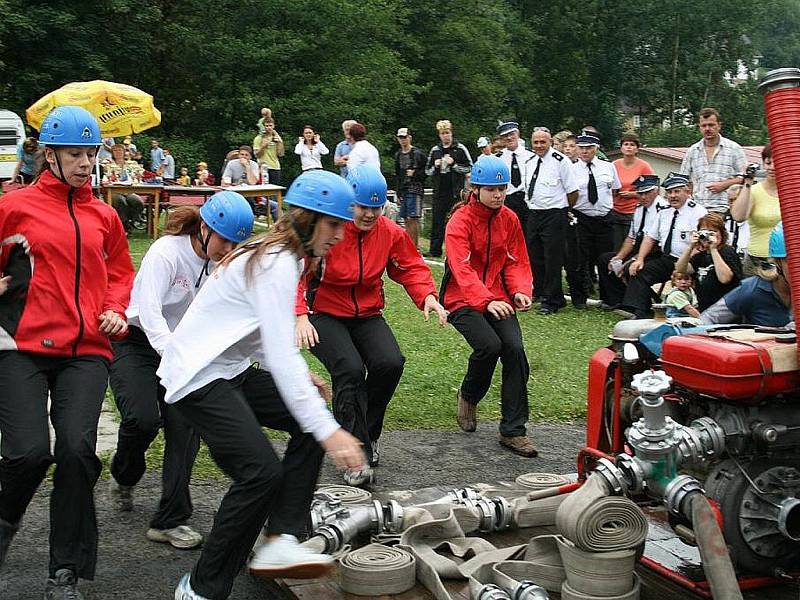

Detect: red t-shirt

[612,158,656,214]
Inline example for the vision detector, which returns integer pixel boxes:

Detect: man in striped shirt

[679,107,747,214]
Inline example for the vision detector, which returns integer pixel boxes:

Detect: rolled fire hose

[560,574,641,600]
[316,484,372,504]
[555,474,648,552]
[518,535,567,592]
[339,543,416,595]
[691,494,744,600]
[555,536,637,597]
[515,473,573,490]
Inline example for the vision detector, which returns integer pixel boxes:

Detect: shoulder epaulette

[552,151,564,161]
[688,200,696,208]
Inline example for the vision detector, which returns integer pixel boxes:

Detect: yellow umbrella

[26,80,161,136]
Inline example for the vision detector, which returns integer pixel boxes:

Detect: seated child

[176,166,191,186]
[664,271,700,318]
[195,161,210,185]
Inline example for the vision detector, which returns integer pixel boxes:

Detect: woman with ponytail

[107,192,254,552]
[160,170,365,600]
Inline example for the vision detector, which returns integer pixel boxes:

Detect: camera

[697,229,715,241]
[738,163,759,180]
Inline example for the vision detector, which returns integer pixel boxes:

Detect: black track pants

[448,309,529,437]
[109,326,200,529]
[173,366,324,599]
[0,351,108,579]
[309,314,405,463]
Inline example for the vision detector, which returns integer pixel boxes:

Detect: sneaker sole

[146,528,203,550]
[249,561,333,580]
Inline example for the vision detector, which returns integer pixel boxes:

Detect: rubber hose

[560,574,641,600]
[316,484,372,504]
[556,536,637,597]
[691,494,744,600]
[515,473,573,490]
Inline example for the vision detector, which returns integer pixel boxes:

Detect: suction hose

[759,68,800,346]
[691,494,744,600]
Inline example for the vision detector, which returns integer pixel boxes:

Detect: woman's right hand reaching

[321,428,367,470]
[487,300,514,320]
[295,314,319,348]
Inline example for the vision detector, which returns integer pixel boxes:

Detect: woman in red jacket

[442,155,537,457]
[295,166,447,486]
[0,106,134,599]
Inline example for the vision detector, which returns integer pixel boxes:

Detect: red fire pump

[582,69,800,596]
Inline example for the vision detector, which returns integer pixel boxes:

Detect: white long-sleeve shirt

[294,141,330,170]
[157,248,339,443]
[346,140,381,171]
[126,235,208,355]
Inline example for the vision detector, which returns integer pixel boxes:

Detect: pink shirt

[612,158,655,215]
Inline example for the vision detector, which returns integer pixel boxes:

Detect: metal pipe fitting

[664,474,704,520]
[476,583,513,600]
[778,497,800,542]
[512,580,549,600]
[594,457,629,495]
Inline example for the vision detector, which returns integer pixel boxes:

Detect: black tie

[635,206,648,239]
[527,157,542,199]
[663,209,679,255]
[510,153,521,187]
[587,162,598,204]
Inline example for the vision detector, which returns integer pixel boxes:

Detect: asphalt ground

[1,421,585,599]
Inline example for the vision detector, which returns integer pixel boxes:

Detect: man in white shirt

[596,174,669,309]
[346,123,381,171]
[162,148,176,180]
[622,172,708,317]
[679,107,747,214]
[497,120,533,231]
[570,132,621,309]
[524,127,578,314]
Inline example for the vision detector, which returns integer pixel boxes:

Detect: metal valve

[631,370,672,398]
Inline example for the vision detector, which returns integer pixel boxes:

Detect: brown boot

[499,435,538,457]
[457,389,477,432]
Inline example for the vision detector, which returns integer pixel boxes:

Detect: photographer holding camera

[674,213,742,311]
[729,144,782,275]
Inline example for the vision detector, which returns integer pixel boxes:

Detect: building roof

[608,146,764,164]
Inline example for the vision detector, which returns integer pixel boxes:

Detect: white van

[0,110,26,181]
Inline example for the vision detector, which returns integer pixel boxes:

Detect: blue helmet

[769,222,787,259]
[347,166,387,207]
[286,170,355,221]
[39,106,102,146]
[470,156,510,186]
[200,191,254,243]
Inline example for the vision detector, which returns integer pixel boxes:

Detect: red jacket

[297,216,436,318]
[0,170,134,360]
[441,198,532,313]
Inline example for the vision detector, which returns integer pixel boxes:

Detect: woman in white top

[293,125,329,170]
[346,122,381,170]
[108,191,254,551]
[163,170,365,600]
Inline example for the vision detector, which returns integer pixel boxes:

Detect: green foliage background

[2,0,798,177]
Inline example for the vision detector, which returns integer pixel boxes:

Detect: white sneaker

[174,573,209,600]
[343,466,375,487]
[147,525,203,549]
[248,534,333,579]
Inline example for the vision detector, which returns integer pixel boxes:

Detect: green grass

[120,231,621,479]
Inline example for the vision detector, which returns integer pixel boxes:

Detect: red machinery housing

[583,68,800,594]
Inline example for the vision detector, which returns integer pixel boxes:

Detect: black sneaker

[44,569,83,600]
[0,516,18,570]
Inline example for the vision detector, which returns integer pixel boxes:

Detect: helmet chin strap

[194,225,214,288]
[287,210,319,257]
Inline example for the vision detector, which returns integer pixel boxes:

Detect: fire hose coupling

[513,580,549,600]
[664,474,705,519]
[615,454,647,494]
[445,487,482,503]
[476,583,513,600]
[462,496,513,532]
[594,457,629,495]
[678,417,726,465]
